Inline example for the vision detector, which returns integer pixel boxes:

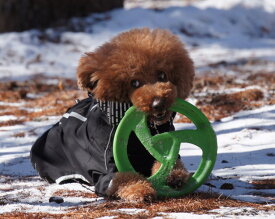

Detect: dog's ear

[165,43,195,100]
[173,54,195,99]
[76,52,99,91]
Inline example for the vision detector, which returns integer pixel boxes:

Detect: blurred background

[0,0,274,121]
[0,1,275,215]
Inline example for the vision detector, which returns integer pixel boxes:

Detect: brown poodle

[76,28,195,202]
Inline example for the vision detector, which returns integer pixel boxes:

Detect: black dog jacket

[30,96,175,196]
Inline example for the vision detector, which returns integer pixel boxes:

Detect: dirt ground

[0,59,274,218]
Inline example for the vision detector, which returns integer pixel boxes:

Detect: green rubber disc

[113,98,217,197]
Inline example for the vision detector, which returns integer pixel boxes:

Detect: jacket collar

[88,91,132,126]
[88,93,174,130]
[97,100,132,126]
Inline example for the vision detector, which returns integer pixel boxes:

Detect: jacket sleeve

[86,104,118,196]
[93,144,117,196]
[93,171,115,196]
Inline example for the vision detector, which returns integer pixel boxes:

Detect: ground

[0,0,275,218]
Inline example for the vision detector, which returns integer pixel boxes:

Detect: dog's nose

[152,98,165,111]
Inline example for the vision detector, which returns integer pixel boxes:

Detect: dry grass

[1,192,274,218]
[176,72,274,122]
[0,72,274,126]
[52,189,98,198]
[0,67,274,218]
[196,88,264,121]
[251,179,275,190]
[0,77,86,127]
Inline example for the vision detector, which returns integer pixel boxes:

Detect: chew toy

[113,98,217,197]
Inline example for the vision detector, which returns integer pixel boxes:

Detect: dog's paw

[117,180,156,203]
[167,169,191,189]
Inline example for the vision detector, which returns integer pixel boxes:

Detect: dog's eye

[157,71,167,82]
[131,80,141,88]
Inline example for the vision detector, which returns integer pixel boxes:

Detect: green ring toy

[113,98,217,197]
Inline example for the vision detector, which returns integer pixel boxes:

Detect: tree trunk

[0,0,123,32]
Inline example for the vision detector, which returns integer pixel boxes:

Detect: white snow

[1,0,275,80]
[209,206,275,218]
[0,0,275,218]
[0,115,18,121]
[113,208,147,214]
[176,105,275,205]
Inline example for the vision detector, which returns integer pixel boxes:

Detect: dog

[76,28,195,202]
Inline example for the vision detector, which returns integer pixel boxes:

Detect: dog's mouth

[149,110,172,125]
[152,111,167,121]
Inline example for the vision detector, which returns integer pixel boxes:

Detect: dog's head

[77,28,194,125]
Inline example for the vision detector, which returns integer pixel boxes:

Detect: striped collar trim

[97,100,132,126]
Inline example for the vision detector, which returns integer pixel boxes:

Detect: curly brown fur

[131,81,177,124]
[76,28,195,202]
[152,159,191,189]
[106,172,156,203]
[77,28,194,102]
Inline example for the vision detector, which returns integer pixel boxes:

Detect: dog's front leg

[152,159,191,189]
[106,172,156,202]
